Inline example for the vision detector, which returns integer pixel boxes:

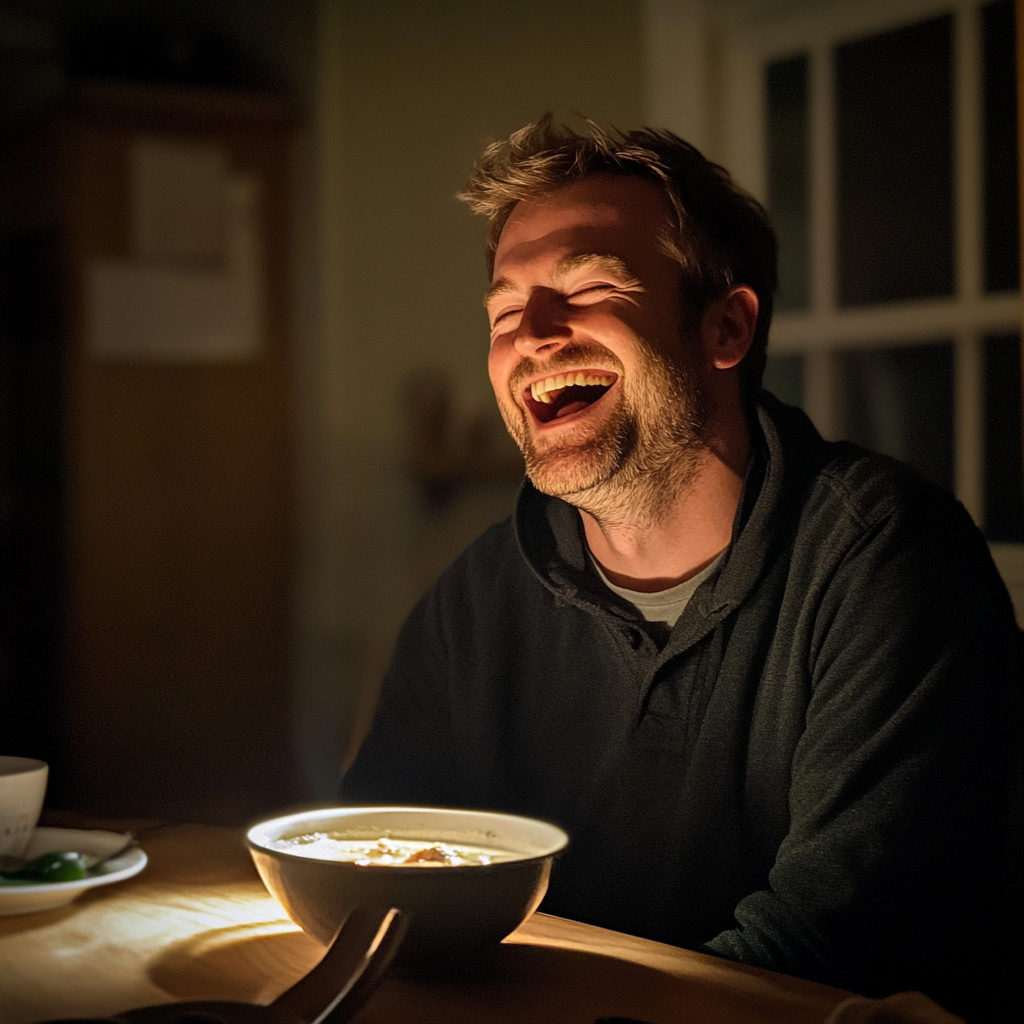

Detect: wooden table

[0,822,852,1024]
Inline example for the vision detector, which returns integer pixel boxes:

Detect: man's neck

[579,430,749,594]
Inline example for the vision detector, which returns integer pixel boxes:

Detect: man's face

[485,174,709,501]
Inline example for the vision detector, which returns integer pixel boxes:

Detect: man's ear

[701,286,759,370]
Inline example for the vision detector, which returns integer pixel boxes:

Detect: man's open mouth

[523,371,617,424]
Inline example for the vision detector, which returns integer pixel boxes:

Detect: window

[720,0,1019,538]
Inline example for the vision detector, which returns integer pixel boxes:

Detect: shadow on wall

[292,371,526,800]
[403,368,524,510]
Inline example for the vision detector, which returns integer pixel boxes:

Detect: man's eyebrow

[483,254,640,308]
[483,278,517,307]
[554,253,640,286]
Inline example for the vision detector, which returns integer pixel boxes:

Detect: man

[342,118,1019,1017]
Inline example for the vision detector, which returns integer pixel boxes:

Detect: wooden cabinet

[1,84,299,822]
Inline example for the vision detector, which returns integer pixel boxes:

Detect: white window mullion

[808,41,836,317]
[804,351,840,440]
[954,330,985,525]
[951,3,985,526]
[954,1,983,303]
[805,41,838,438]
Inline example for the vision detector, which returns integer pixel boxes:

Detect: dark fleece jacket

[343,393,1020,1019]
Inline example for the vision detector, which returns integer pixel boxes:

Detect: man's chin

[523,443,620,499]
[499,398,628,498]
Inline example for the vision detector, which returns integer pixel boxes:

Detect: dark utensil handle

[272,905,408,1024]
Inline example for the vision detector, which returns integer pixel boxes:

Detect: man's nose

[514,289,571,357]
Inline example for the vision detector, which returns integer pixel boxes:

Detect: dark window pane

[836,17,954,305]
[983,0,1020,292]
[763,352,804,407]
[766,55,810,311]
[984,333,1024,540]
[834,342,954,491]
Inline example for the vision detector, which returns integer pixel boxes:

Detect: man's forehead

[492,175,673,278]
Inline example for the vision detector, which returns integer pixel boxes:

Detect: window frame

[644,0,1023,605]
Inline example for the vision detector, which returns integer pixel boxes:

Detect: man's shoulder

[811,440,962,534]
[759,394,1013,620]
[764,394,971,540]
[775,419,1013,640]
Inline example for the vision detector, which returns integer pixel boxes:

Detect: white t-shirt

[589,550,727,627]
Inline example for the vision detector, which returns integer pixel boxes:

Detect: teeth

[530,373,614,402]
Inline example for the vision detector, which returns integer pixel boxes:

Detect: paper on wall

[87,262,252,361]
[87,139,262,362]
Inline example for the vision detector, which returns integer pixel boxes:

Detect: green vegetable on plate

[0,851,88,884]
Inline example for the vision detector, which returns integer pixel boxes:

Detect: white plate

[0,827,147,916]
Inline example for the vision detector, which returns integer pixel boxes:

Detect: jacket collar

[512,393,830,640]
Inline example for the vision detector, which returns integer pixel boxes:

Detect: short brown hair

[458,115,778,405]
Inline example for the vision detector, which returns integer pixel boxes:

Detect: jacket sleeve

[340,587,463,807]
[704,496,1019,1015]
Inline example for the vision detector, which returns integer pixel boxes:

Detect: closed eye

[491,307,523,327]
[568,283,616,301]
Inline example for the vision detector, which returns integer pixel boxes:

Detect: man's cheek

[487,350,512,400]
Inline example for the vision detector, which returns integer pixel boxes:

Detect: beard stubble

[496,334,711,528]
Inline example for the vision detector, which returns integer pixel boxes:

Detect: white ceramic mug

[0,757,48,860]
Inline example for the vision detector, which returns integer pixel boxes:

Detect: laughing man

[342,118,1019,1018]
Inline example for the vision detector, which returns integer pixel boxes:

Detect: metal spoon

[0,832,138,875]
[83,833,139,872]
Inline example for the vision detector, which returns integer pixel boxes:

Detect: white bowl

[246,806,568,965]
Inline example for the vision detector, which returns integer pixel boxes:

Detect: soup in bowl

[246,806,569,965]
